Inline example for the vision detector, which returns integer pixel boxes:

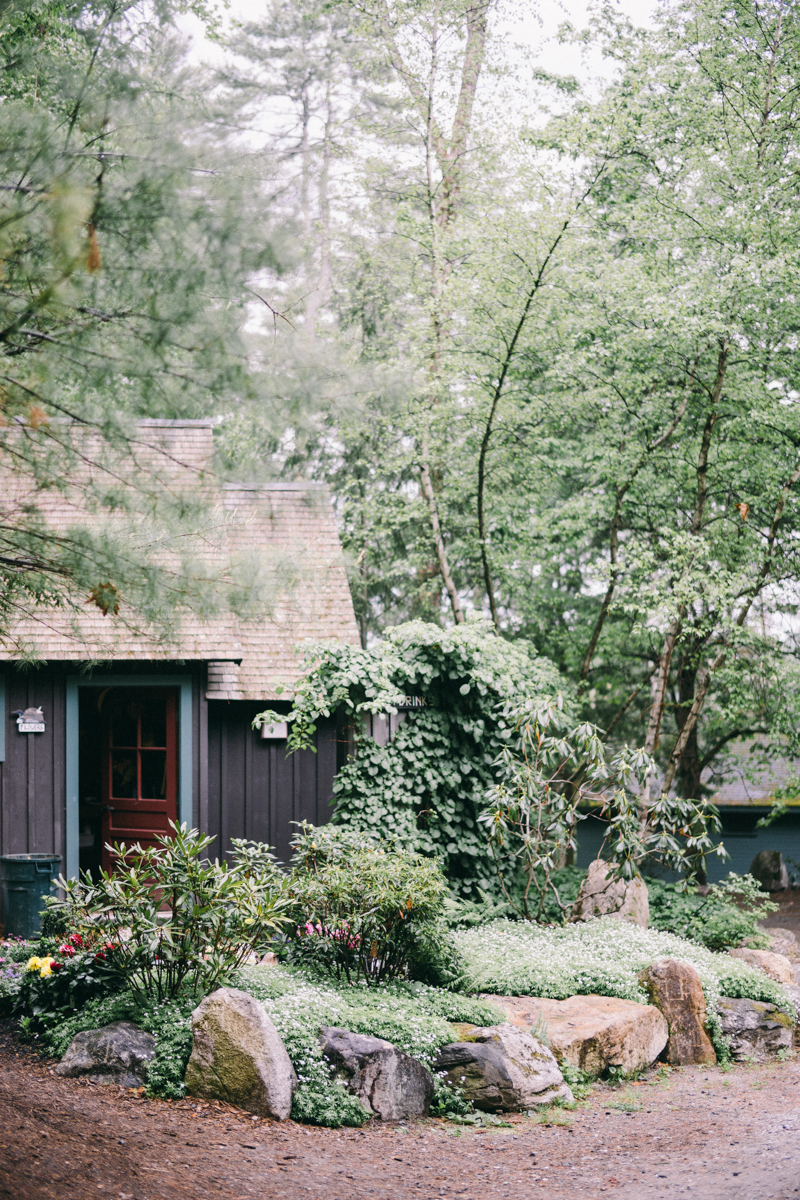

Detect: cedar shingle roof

[0,420,359,699]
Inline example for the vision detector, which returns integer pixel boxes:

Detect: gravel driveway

[1,1029,799,1200]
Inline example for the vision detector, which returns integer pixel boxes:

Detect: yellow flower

[26,956,42,972]
[38,957,55,978]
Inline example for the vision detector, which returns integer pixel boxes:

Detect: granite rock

[570,860,649,927]
[749,851,788,892]
[319,1027,433,1120]
[716,997,793,1062]
[487,993,668,1077]
[639,959,716,1065]
[433,1023,572,1112]
[184,987,296,1120]
[728,947,794,986]
[55,1021,155,1087]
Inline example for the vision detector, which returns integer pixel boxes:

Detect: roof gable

[0,421,359,699]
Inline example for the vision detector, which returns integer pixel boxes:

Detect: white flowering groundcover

[455,915,795,1052]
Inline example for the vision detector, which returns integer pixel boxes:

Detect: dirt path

[1,1030,799,1200]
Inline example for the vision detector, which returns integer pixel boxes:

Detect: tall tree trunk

[375,0,492,624]
[644,355,725,765]
[674,652,702,800]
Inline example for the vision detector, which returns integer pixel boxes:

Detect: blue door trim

[65,674,193,879]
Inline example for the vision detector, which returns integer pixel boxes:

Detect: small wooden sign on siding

[13,706,45,733]
[260,721,288,739]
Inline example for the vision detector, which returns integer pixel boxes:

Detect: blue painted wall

[576,809,800,884]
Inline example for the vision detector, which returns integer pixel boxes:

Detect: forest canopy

[3,0,800,805]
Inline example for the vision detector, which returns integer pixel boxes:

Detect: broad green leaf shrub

[455,917,795,1059]
[255,619,564,899]
[284,824,460,986]
[44,824,288,1002]
[647,873,778,951]
[235,964,503,1126]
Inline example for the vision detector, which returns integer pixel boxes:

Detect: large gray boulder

[319,1027,433,1120]
[55,1021,155,1087]
[749,850,788,892]
[570,860,649,927]
[716,996,793,1062]
[184,987,296,1120]
[433,1023,572,1112]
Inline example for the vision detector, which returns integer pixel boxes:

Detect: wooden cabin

[0,420,359,883]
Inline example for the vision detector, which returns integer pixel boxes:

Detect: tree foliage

[481,696,725,920]
[235,0,800,814]
[0,0,273,645]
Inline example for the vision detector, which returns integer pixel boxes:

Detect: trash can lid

[0,854,61,861]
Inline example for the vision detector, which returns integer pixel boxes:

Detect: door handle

[102,805,115,814]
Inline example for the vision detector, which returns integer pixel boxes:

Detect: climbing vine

[255,619,563,898]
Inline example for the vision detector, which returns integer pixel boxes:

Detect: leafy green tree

[0,0,271,645]
[494,0,800,810]
[230,0,800,825]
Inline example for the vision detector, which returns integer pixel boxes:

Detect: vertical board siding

[207,701,338,866]
[1,664,202,880]
[1,668,66,865]
[196,674,209,835]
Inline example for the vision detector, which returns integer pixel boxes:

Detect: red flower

[94,952,106,962]
[104,942,116,952]
[68,934,83,947]
[51,961,64,973]
[58,944,76,957]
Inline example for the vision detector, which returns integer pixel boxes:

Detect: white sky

[177,0,657,81]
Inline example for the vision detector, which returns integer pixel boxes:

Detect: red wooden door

[101,689,178,872]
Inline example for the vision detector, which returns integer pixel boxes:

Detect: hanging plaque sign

[13,706,45,733]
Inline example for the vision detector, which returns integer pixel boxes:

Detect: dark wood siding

[0,663,207,875]
[207,701,338,866]
[0,668,339,892]
[0,667,67,866]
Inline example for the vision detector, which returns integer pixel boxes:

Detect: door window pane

[111,702,138,748]
[141,701,167,748]
[111,750,137,798]
[140,750,167,799]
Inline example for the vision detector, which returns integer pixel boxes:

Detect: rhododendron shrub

[45,823,288,1002]
[284,824,449,986]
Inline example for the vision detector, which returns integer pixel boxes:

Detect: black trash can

[0,855,62,940]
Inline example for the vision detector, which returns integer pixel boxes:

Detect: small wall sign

[12,706,45,733]
[260,721,288,740]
